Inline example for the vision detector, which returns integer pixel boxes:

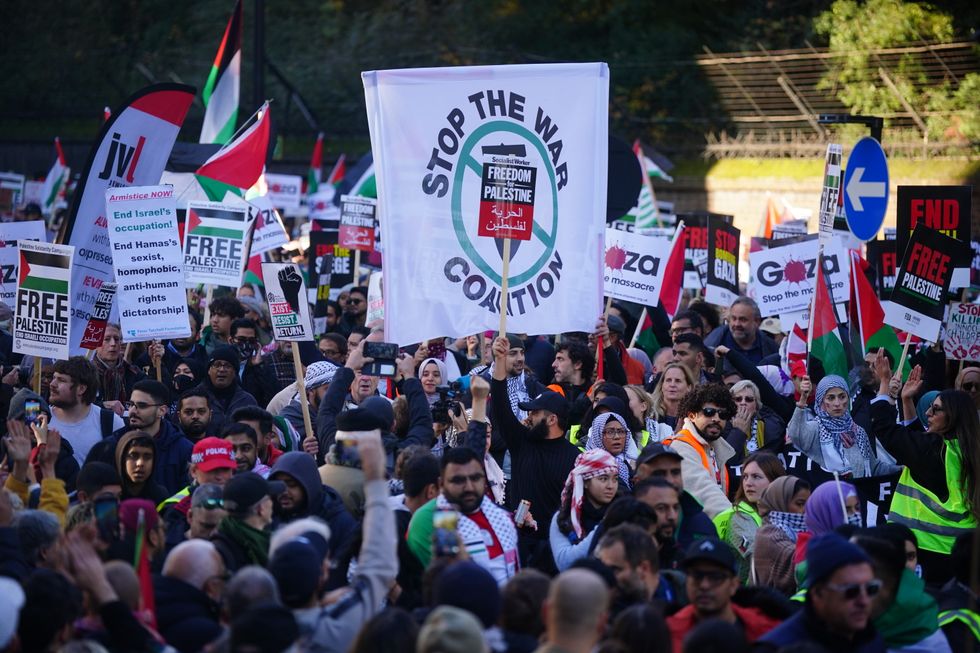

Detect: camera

[361,341,399,377]
[430,381,463,425]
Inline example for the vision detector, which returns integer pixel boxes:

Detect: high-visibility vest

[664,429,730,494]
[158,485,190,513]
[570,424,650,452]
[938,609,980,643]
[888,440,977,554]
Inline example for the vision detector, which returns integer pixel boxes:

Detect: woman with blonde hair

[649,363,695,432]
[624,384,670,447]
[725,380,787,459]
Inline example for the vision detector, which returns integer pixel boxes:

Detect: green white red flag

[307,133,324,194]
[40,137,69,214]
[808,251,849,378]
[200,0,243,144]
[849,250,906,378]
[195,102,270,200]
[325,153,346,186]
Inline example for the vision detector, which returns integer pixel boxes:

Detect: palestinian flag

[349,161,375,197]
[243,253,264,286]
[633,311,660,358]
[787,321,808,363]
[808,250,848,379]
[39,138,69,214]
[325,153,346,186]
[133,508,157,629]
[195,102,270,200]
[200,0,243,144]
[307,133,324,194]
[850,251,906,378]
[634,140,674,182]
[661,224,687,319]
[186,204,249,240]
[19,249,70,295]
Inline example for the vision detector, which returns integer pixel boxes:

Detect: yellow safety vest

[938,609,980,643]
[888,440,977,554]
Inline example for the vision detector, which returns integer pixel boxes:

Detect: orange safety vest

[664,428,730,494]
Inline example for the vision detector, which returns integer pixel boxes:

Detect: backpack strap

[99,407,115,439]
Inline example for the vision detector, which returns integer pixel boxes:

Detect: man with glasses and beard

[664,384,737,519]
[406,446,519,585]
[48,357,125,466]
[337,286,368,336]
[85,380,193,495]
[488,336,579,574]
[196,345,258,436]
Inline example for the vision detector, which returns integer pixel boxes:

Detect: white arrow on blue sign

[843,136,889,242]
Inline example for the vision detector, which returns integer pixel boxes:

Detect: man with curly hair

[664,384,737,519]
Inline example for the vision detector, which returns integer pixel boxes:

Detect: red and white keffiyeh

[560,449,619,539]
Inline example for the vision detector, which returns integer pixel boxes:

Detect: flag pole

[628,307,648,349]
[291,344,314,453]
[897,332,913,379]
[498,238,511,335]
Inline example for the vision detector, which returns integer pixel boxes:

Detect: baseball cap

[760,317,782,336]
[223,472,286,515]
[681,537,737,574]
[190,437,237,472]
[304,361,338,391]
[518,391,569,420]
[636,443,683,466]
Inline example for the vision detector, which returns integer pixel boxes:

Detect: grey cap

[191,483,225,509]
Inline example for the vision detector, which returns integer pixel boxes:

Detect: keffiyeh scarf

[766,511,807,541]
[585,412,638,487]
[814,375,874,463]
[436,492,518,578]
[559,449,619,539]
[488,362,531,421]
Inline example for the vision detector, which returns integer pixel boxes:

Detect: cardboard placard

[182,201,254,287]
[79,282,117,350]
[866,239,897,299]
[13,241,73,359]
[706,221,740,307]
[338,195,377,251]
[249,194,290,255]
[896,186,972,288]
[749,235,847,317]
[477,155,536,241]
[944,301,980,361]
[263,263,315,341]
[602,228,672,306]
[818,144,843,246]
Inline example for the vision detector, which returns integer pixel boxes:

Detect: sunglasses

[345,298,364,305]
[825,579,882,600]
[701,407,733,420]
[962,382,978,392]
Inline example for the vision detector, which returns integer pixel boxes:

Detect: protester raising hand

[899,365,925,422]
[491,336,510,381]
[796,375,811,408]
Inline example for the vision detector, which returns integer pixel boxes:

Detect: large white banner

[0,221,48,310]
[749,235,848,317]
[603,228,671,306]
[263,173,303,210]
[363,63,608,343]
[105,185,190,341]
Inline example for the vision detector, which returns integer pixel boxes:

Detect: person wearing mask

[648,363,695,432]
[489,335,580,573]
[92,323,146,408]
[407,446,519,585]
[704,296,778,365]
[176,388,213,442]
[114,430,169,505]
[169,357,205,410]
[549,448,620,571]
[583,412,637,492]
[789,374,900,479]
[712,452,786,582]
[664,384,737,519]
[752,476,812,595]
[196,345,258,436]
[269,451,357,561]
[211,472,284,572]
[86,379,192,495]
[757,533,886,652]
[200,295,245,354]
[48,357,125,466]
[229,318,279,407]
[871,354,980,585]
[724,380,786,461]
[666,538,781,652]
[806,478,863,536]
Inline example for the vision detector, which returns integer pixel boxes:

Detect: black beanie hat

[209,345,240,369]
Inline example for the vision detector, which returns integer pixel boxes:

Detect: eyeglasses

[733,396,755,403]
[445,473,485,486]
[927,404,945,414]
[603,428,628,438]
[345,298,363,305]
[962,382,978,392]
[211,361,235,371]
[688,569,733,585]
[701,407,732,420]
[825,579,882,600]
[124,401,164,410]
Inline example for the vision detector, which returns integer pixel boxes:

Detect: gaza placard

[105,185,190,341]
[602,227,671,306]
[749,235,848,317]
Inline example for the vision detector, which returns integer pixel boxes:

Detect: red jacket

[666,603,782,653]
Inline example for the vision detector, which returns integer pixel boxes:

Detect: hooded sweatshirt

[874,568,952,651]
[114,431,169,505]
[270,452,357,559]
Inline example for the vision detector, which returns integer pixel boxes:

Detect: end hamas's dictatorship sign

[363,63,608,344]
[14,241,74,359]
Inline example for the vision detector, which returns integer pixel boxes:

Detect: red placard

[477,157,536,241]
[338,195,376,252]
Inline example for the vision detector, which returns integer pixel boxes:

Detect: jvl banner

[896,185,972,288]
[0,221,48,310]
[13,241,74,359]
[749,235,848,317]
[706,221,740,307]
[338,195,377,252]
[602,228,671,306]
[884,224,964,342]
[79,282,117,350]
[105,185,190,341]
[945,302,980,361]
[182,201,253,287]
[262,263,314,341]
[363,63,608,343]
[58,83,195,355]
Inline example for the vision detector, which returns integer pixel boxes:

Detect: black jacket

[153,575,223,653]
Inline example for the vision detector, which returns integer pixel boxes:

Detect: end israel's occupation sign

[363,63,608,344]
[843,137,889,242]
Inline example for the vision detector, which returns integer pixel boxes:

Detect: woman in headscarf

[584,412,638,492]
[787,374,899,478]
[750,476,811,595]
[418,357,448,407]
[115,430,169,505]
[549,448,620,571]
[804,478,862,535]
[903,389,939,432]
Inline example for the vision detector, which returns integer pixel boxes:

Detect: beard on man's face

[527,417,550,441]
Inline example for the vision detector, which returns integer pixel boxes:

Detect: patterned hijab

[814,375,873,462]
[585,412,638,487]
[760,476,807,540]
[560,449,619,539]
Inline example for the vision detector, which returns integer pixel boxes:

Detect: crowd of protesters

[1,280,979,653]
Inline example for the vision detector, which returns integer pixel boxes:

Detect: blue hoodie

[88,419,193,496]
